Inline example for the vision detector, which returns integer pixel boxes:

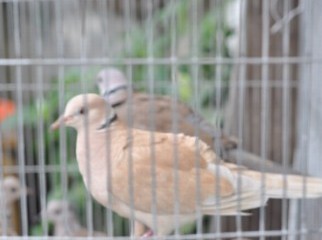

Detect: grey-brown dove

[51,94,322,237]
[45,199,105,237]
[0,176,28,236]
[96,68,238,152]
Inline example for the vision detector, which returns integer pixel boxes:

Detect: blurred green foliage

[124,0,233,111]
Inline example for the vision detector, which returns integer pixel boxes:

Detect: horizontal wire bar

[0,56,322,66]
[1,164,79,174]
[0,228,321,240]
[0,0,49,2]
[0,79,299,92]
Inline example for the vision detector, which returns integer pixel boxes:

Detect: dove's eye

[79,107,86,115]
[10,187,17,193]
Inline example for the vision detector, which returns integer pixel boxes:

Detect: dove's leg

[140,229,154,238]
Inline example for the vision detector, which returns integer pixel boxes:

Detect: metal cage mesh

[0,0,321,239]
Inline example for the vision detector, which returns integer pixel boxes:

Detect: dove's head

[96,68,128,107]
[45,200,78,224]
[51,94,117,131]
[1,176,27,204]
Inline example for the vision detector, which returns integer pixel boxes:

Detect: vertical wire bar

[99,49,114,237]
[98,0,107,233]
[0,2,12,236]
[260,1,271,239]
[125,66,135,237]
[0,1,8,223]
[191,0,203,237]
[170,0,180,237]
[33,0,48,235]
[0,134,6,236]
[110,0,117,57]
[146,0,159,235]
[213,0,225,159]
[45,2,59,235]
[24,1,39,231]
[91,3,103,230]
[99,0,109,58]
[0,57,6,236]
[12,0,28,235]
[281,0,291,239]
[79,0,94,236]
[19,3,31,235]
[236,0,248,238]
[124,0,136,236]
[212,0,224,236]
[103,120,114,238]
[0,1,7,230]
[54,0,70,236]
[99,0,114,236]
[299,0,313,239]
[0,3,15,233]
[287,2,309,239]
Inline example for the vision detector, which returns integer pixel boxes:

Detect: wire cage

[0,0,321,239]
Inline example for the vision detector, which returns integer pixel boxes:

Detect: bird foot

[140,230,154,238]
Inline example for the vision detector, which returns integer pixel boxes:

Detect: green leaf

[177,71,192,102]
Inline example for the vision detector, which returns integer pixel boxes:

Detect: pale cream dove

[0,176,29,236]
[45,199,105,237]
[51,94,322,237]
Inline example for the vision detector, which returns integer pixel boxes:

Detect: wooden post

[221,0,300,235]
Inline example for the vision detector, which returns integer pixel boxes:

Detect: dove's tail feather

[243,171,322,199]
[202,166,322,216]
[202,165,267,215]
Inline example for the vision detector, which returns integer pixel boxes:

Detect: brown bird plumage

[51,94,322,237]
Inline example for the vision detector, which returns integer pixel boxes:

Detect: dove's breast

[75,129,129,210]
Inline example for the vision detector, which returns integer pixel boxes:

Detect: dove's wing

[110,130,234,215]
[116,93,215,146]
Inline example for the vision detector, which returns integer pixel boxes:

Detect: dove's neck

[96,111,118,130]
[103,85,128,108]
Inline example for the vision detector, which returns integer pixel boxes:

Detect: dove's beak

[50,115,72,130]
